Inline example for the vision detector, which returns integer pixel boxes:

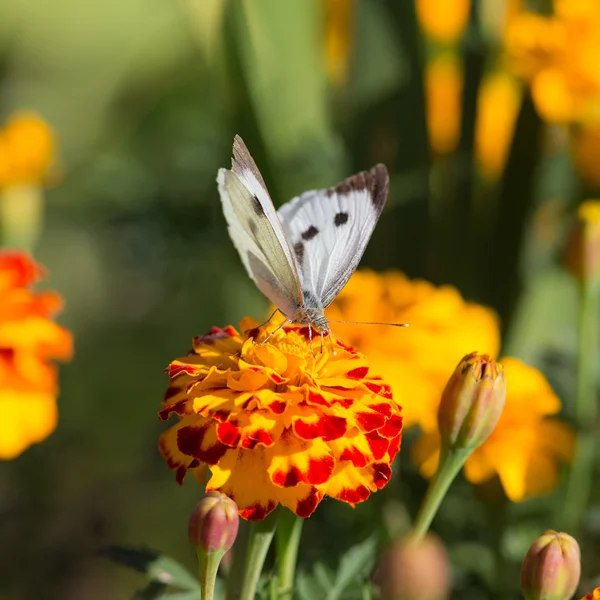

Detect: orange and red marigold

[158,317,403,521]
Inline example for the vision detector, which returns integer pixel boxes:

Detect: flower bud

[563,200,600,286]
[520,530,581,600]
[438,352,505,451]
[375,534,450,600]
[188,491,239,554]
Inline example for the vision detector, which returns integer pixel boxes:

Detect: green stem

[408,447,469,541]
[198,549,224,600]
[562,281,599,533]
[238,509,280,600]
[275,510,303,599]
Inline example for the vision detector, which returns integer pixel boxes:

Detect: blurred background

[0,0,598,598]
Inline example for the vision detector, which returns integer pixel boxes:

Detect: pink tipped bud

[520,530,581,600]
[438,352,505,451]
[375,534,451,600]
[188,491,239,554]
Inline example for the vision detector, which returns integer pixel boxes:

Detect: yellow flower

[475,71,522,180]
[581,588,600,600]
[425,52,464,155]
[416,0,471,44]
[0,112,56,188]
[413,358,574,501]
[158,318,403,520]
[326,270,500,431]
[323,0,353,88]
[0,252,73,459]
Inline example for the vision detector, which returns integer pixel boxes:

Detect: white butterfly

[217,135,390,337]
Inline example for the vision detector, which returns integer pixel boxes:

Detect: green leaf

[131,582,168,600]
[101,546,200,591]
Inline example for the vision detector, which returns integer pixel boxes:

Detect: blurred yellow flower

[413,358,574,501]
[505,2,600,124]
[327,269,500,431]
[0,251,73,459]
[425,52,464,155]
[158,318,402,520]
[572,124,600,187]
[0,112,56,188]
[581,588,600,600]
[416,0,471,44]
[475,71,522,179]
[323,0,353,88]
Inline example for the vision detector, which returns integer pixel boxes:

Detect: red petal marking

[241,395,260,410]
[241,429,273,449]
[294,415,347,441]
[365,381,382,395]
[356,410,386,432]
[158,399,188,420]
[339,484,370,504]
[269,372,284,384]
[372,463,392,489]
[216,422,241,446]
[388,434,402,461]
[366,431,389,460]
[335,398,354,409]
[269,400,287,414]
[347,366,369,380]
[307,390,328,406]
[168,363,198,377]
[194,326,236,345]
[175,466,188,485]
[212,409,230,423]
[239,499,277,521]
[272,465,302,487]
[164,385,180,401]
[224,325,237,336]
[177,424,228,465]
[335,338,356,353]
[339,445,369,468]
[369,403,393,418]
[379,414,403,438]
[306,455,335,484]
[295,488,322,518]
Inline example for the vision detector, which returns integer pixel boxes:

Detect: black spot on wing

[325,164,389,213]
[252,194,265,216]
[301,226,319,241]
[294,241,304,266]
[334,212,348,226]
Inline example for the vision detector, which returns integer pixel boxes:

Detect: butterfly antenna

[329,320,409,327]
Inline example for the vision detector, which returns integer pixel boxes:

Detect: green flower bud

[438,352,506,452]
[520,530,581,600]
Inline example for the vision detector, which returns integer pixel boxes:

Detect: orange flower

[581,588,600,600]
[416,0,471,45]
[0,112,55,188]
[158,318,402,520]
[413,358,574,501]
[0,252,72,459]
[323,0,354,88]
[326,270,500,432]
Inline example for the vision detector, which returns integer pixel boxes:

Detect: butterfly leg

[257,308,281,331]
[327,329,338,356]
[261,319,290,345]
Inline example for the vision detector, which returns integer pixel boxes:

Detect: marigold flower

[521,530,581,600]
[327,270,500,432]
[0,251,72,459]
[413,358,575,501]
[323,0,353,88]
[475,71,522,180]
[158,318,403,521]
[581,588,600,600]
[416,0,471,45]
[425,52,464,156]
[0,112,55,188]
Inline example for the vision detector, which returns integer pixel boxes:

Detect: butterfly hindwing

[277,165,389,309]
[217,136,304,317]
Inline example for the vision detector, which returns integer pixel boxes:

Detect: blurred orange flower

[475,71,522,180]
[416,0,471,44]
[158,318,402,520]
[413,358,574,501]
[425,52,464,156]
[0,252,72,459]
[323,0,354,88]
[581,588,600,600]
[0,112,56,188]
[327,270,500,431]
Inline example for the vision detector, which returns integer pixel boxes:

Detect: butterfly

[217,135,396,341]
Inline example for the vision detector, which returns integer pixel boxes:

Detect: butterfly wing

[217,135,304,317]
[277,165,389,309]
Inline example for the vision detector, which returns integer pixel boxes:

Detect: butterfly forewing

[277,165,389,309]
[217,136,304,317]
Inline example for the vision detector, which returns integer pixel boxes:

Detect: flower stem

[198,549,224,600]
[275,510,303,599]
[562,281,599,533]
[408,448,469,541]
[238,509,280,600]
